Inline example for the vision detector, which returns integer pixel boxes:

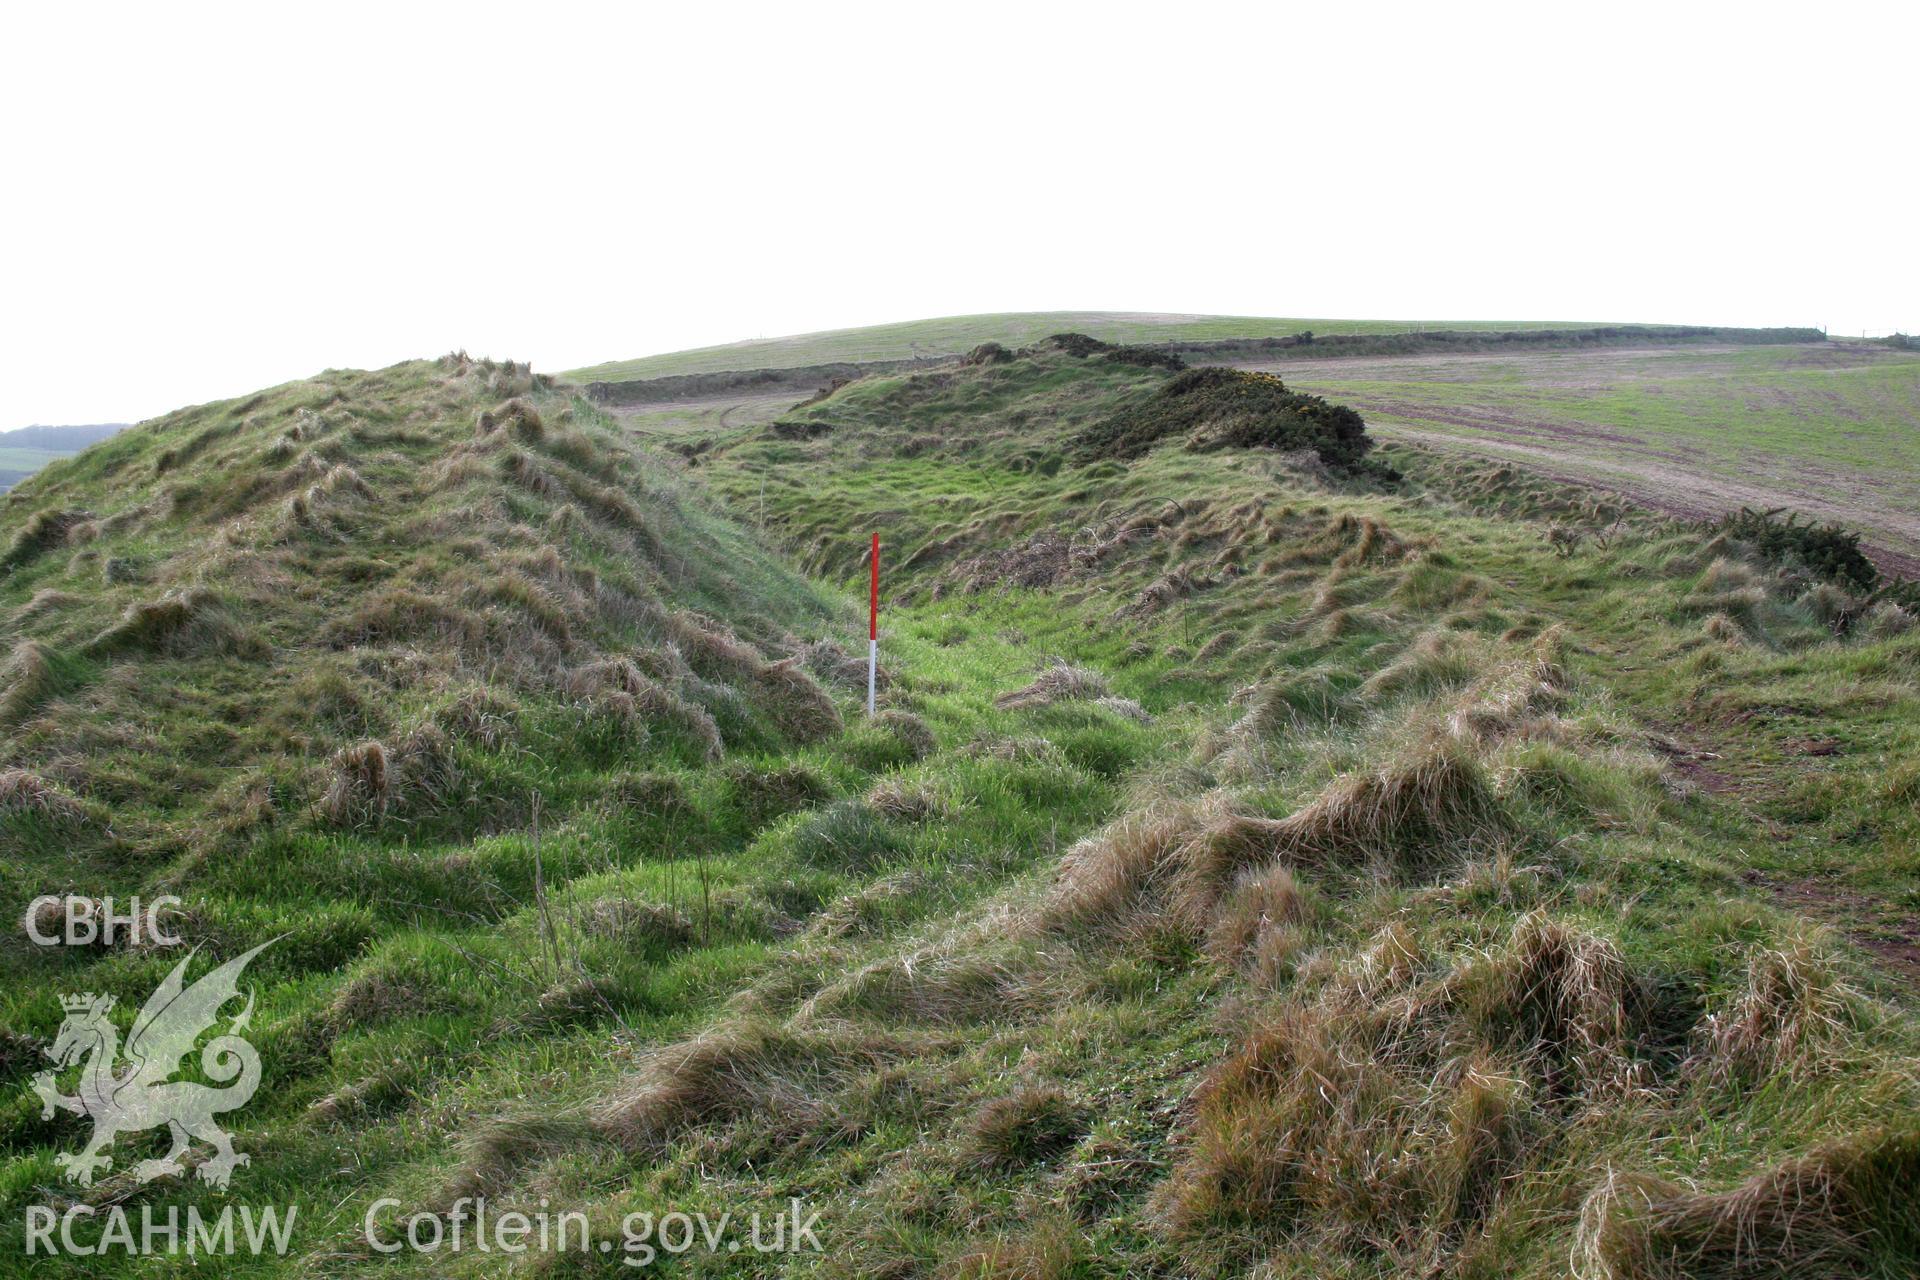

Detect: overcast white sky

[3,1,1914,428]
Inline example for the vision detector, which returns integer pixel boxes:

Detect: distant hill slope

[563,311,1616,382]
[0,423,127,451]
[0,423,126,494]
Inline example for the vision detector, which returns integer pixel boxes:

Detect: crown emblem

[60,993,111,1014]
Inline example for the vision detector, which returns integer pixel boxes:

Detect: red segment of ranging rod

[868,533,879,717]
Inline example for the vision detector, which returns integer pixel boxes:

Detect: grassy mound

[4,335,1919,1277]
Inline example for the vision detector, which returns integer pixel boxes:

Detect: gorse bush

[1713,506,1878,591]
[1070,366,1374,470]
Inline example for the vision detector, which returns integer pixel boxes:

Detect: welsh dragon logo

[31,941,274,1188]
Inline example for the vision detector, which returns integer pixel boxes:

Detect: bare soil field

[604,388,801,440]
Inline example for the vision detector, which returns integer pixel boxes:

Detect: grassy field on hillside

[4,343,1918,1276]
[1267,342,1920,573]
[564,312,1612,383]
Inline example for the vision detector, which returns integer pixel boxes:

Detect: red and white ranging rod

[868,532,880,718]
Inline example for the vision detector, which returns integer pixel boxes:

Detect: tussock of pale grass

[1263,742,1502,874]
[1,506,90,570]
[1043,798,1202,934]
[867,776,946,822]
[0,768,88,822]
[801,930,1056,1026]
[321,740,392,827]
[437,685,517,750]
[580,899,695,951]
[391,723,460,812]
[326,959,459,1027]
[1692,930,1858,1084]
[1362,628,1482,701]
[796,636,891,693]
[994,660,1111,711]
[0,639,60,724]
[1702,611,1750,644]
[1206,862,1318,965]
[474,397,545,443]
[938,1217,1080,1280]
[13,587,81,623]
[668,615,842,743]
[1119,565,1211,619]
[593,1018,897,1155]
[1200,669,1344,775]
[1048,745,1501,938]
[1457,911,1644,1094]
[965,734,1061,764]
[1572,1126,1920,1280]
[563,657,723,760]
[326,588,487,652]
[1445,628,1569,745]
[437,1112,596,1210]
[1160,910,1654,1272]
[85,587,263,659]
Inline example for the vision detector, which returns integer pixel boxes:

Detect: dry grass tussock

[866,776,947,822]
[84,588,264,659]
[1444,627,1571,746]
[1679,558,1772,629]
[0,767,89,822]
[1159,911,1650,1272]
[1361,628,1484,701]
[1270,511,1424,571]
[1,506,92,571]
[1691,930,1860,1084]
[870,708,938,760]
[941,510,1161,594]
[994,660,1110,710]
[1048,743,1501,937]
[798,904,1059,1026]
[963,1083,1089,1172]
[1199,669,1345,776]
[666,614,842,744]
[320,741,393,827]
[795,636,891,693]
[1573,1126,1920,1280]
[561,656,723,760]
[1119,563,1217,619]
[0,638,60,724]
[593,1018,901,1156]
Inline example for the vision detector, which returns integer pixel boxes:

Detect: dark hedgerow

[1069,367,1374,470]
[1032,332,1188,372]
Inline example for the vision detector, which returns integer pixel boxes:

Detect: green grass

[2,342,1918,1276]
[563,311,1615,382]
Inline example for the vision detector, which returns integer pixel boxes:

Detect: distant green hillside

[564,311,1614,382]
[0,424,126,494]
